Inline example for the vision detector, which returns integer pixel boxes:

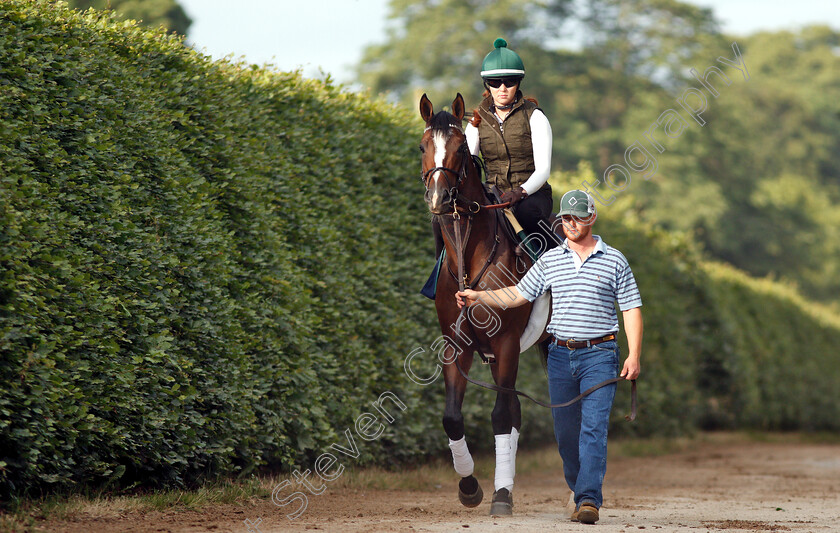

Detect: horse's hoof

[458,475,483,508]
[489,488,513,516]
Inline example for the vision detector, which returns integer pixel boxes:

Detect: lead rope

[450,213,636,419]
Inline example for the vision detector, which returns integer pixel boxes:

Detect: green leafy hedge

[0,0,441,497]
[700,262,840,431]
[2,0,839,500]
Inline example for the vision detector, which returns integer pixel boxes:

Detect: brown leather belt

[550,333,616,349]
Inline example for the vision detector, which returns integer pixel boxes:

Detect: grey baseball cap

[557,190,596,217]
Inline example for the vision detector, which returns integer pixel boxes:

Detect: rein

[431,151,509,290]
[424,153,510,214]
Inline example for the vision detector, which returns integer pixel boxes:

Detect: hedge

[2,0,839,500]
[700,262,840,430]
[0,0,442,498]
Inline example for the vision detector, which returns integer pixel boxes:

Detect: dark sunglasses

[485,77,521,89]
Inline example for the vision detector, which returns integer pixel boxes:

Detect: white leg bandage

[510,427,520,477]
[494,433,514,492]
[448,437,475,477]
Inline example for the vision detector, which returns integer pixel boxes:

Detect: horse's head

[419,93,478,215]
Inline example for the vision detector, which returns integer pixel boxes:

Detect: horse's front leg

[488,340,521,516]
[442,350,483,507]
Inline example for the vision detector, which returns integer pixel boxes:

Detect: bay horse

[419,93,545,516]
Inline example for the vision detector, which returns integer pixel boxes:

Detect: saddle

[485,184,526,255]
[484,184,552,261]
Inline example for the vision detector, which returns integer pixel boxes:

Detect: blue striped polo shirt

[515,235,642,339]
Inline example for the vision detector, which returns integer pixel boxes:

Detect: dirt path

[38,435,840,533]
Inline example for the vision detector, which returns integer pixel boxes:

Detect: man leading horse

[457,189,644,524]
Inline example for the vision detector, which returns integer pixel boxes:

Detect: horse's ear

[419,93,434,123]
[452,93,465,121]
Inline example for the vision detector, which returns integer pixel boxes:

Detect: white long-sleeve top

[465,108,552,196]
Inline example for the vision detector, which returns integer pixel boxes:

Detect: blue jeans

[547,339,619,509]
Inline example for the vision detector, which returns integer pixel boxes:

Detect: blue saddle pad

[420,249,446,300]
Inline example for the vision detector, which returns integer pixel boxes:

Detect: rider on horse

[469,38,556,248]
[422,38,557,299]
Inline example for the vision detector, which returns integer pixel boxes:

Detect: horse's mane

[429,110,461,135]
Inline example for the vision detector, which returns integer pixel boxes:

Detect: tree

[357,0,574,107]
[618,26,840,302]
[357,0,725,169]
[580,0,723,86]
[66,0,192,36]
[357,1,840,304]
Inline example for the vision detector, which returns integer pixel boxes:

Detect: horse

[419,93,548,516]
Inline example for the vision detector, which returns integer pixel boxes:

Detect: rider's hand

[500,187,527,206]
[455,289,481,309]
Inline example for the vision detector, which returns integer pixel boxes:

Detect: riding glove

[500,187,528,206]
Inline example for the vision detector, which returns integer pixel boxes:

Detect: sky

[176,0,839,81]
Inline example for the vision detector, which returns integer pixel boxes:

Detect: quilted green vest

[475,93,538,191]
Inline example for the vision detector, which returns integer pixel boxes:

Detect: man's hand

[500,187,527,206]
[455,289,481,309]
[457,286,529,310]
[620,356,640,380]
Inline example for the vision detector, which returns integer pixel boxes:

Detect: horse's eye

[419,145,425,153]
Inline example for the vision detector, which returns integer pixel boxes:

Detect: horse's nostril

[425,186,450,210]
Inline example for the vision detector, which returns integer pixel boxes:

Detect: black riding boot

[513,184,560,255]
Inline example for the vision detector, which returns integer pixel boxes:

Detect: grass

[0,477,270,532]
[3,431,838,530]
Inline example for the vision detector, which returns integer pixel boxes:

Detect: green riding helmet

[480,38,525,79]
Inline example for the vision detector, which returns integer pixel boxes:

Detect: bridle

[421,124,509,293]
[420,126,507,215]
[420,129,470,188]
[421,131,481,215]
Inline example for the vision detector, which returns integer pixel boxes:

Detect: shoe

[577,503,599,524]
